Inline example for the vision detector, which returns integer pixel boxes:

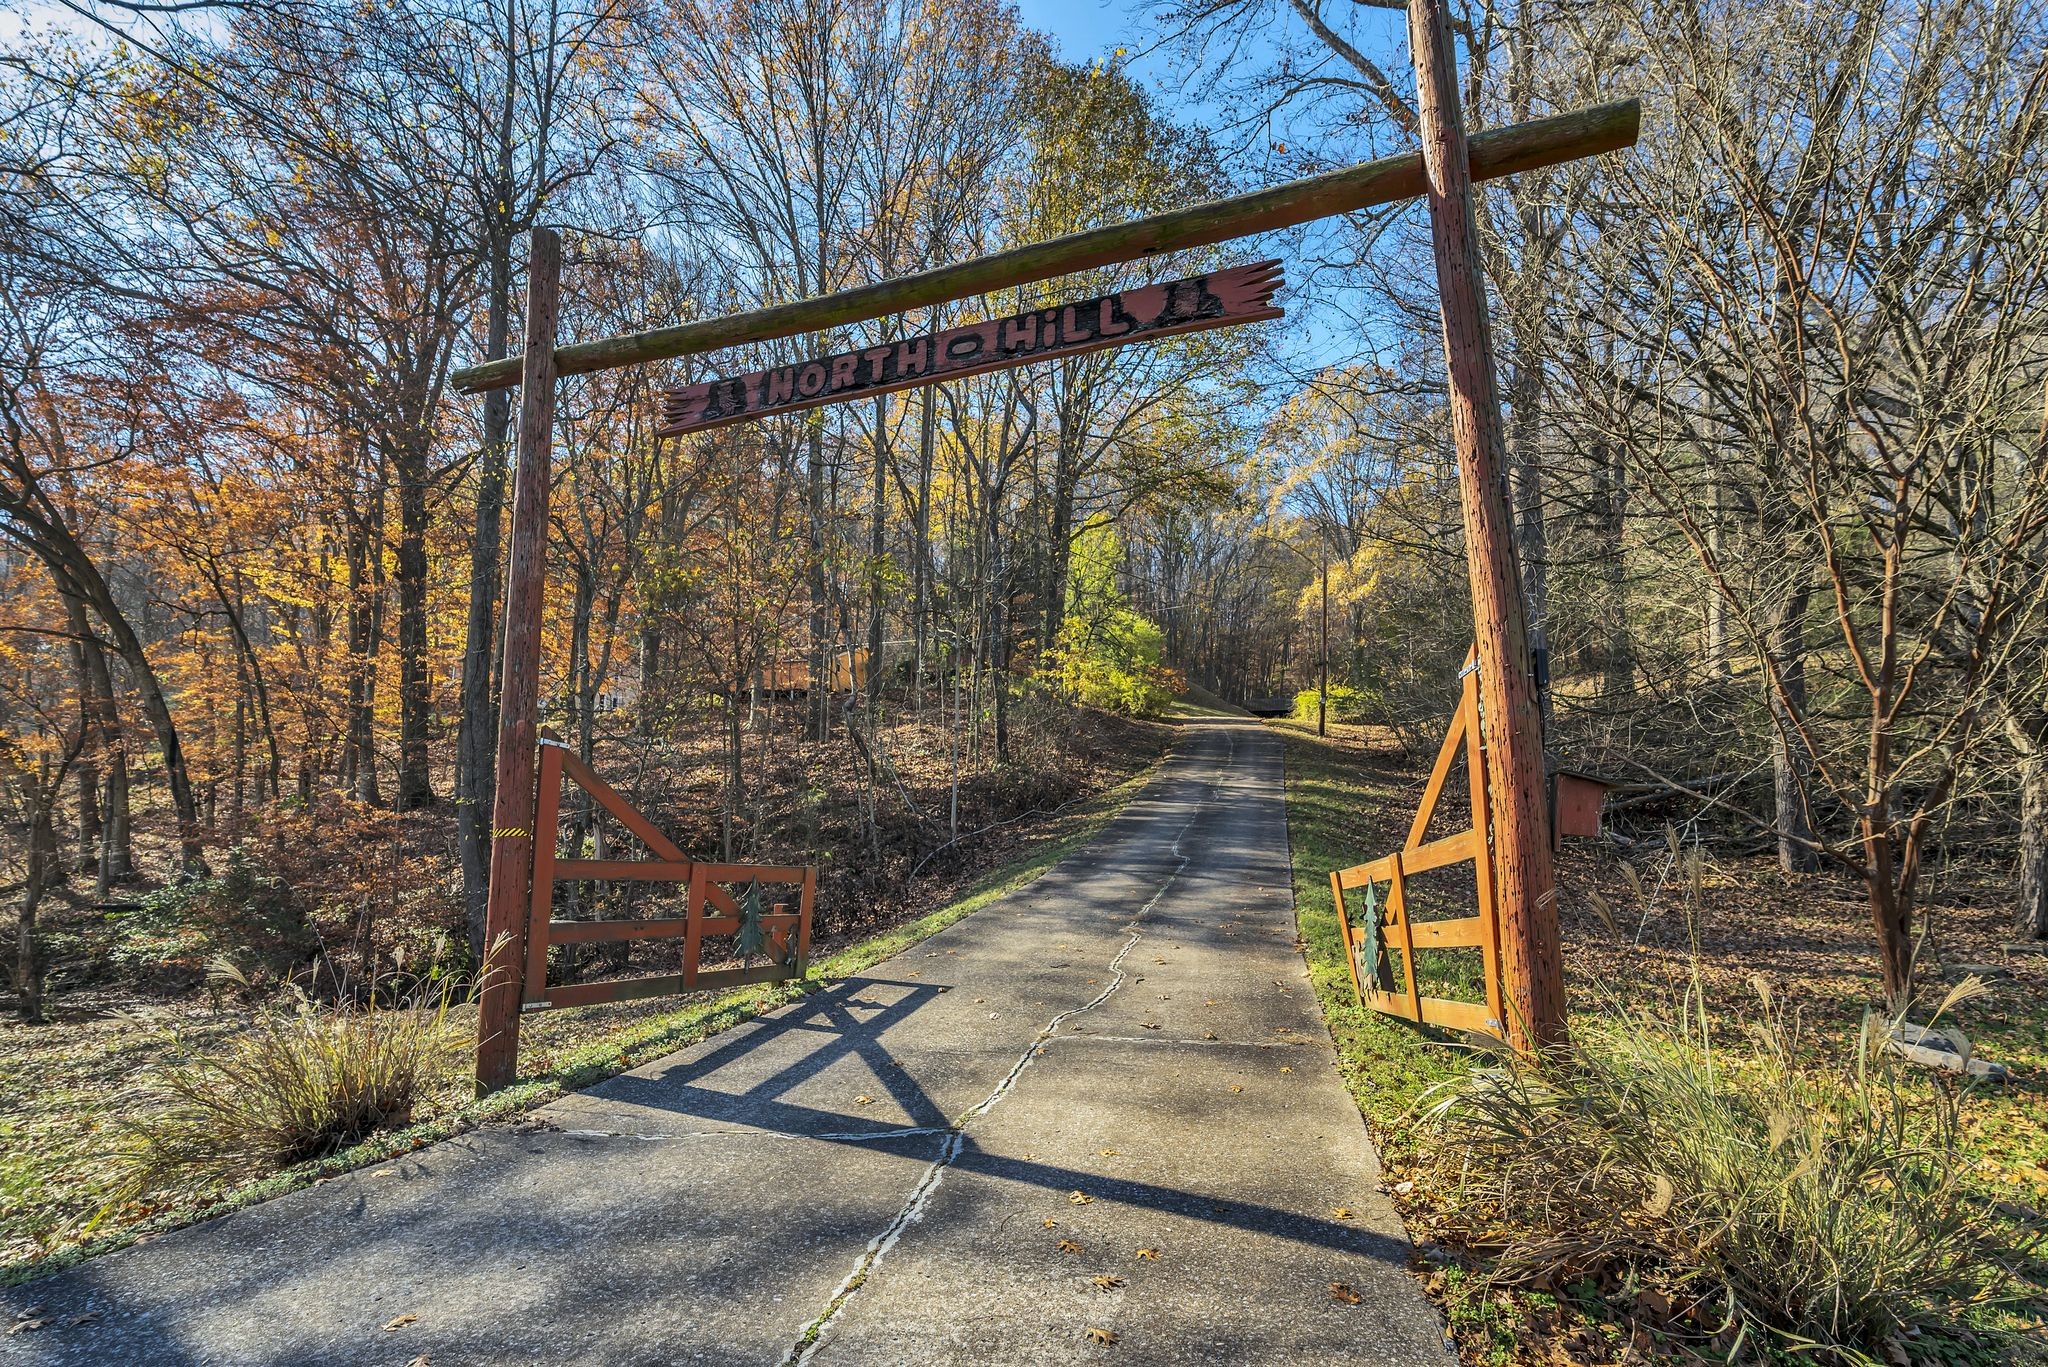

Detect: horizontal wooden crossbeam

[1361,989,1492,1035]
[542,962,799,1011]
[546,911,802,944]
[451,99,1639,395]
[1405,914,1487,949]
[1335,827,1478,887]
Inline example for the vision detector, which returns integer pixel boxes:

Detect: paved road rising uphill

[4,717,1454,1366]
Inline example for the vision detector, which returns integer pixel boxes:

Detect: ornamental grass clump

[105,959,470,1205]
[1420,974,2038,1362]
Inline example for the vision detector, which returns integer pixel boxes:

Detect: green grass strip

[1274,722,1469,1155]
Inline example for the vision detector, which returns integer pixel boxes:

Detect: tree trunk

[2018,738,2048,940]
[16,804,56,1023]
[1043,435,1078,657]
[457,206,516,958]
[13,538,200,871]
[1704,468,1731,678]
[724,689,743,862]
[66,606,102,871]
[912,388,935,710]
[807,421,831,743]
[993,548,1011,763]
[1768,577,1819,873]
[345,513,383,807]
[1506,354,1553,739]
[869,393,888,731]
[1862,821,1914,1011]
[1593,440,1631,700]
[560,566,596,922]
[393,453,434,810]
[231,690,247,824]
[83,595,133,891]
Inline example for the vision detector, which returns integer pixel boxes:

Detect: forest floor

[1,695,1176,1282]
[1273,718,2048,1367]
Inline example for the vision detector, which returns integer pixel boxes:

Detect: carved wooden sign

[657,260,1283,437]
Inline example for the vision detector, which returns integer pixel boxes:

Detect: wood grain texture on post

[1406,0,1566,1051]
[475,226,563,1093]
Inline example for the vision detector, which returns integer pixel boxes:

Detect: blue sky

[1015,0,1145,60]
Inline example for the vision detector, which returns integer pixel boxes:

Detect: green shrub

[1046,522,1176,717]
[1420,976,2038,1361]
[108,847,315,987]
[1048,609,1175,716]
[1290,683,1373,725]
[103,965,468,1206]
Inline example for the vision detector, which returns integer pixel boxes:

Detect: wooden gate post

[475,227,564,1093]
[1405,0,1565,1052]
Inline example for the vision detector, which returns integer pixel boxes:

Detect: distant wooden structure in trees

[753,648,870,697]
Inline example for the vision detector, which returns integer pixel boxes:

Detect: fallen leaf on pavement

[1069,1190,1093,1205]
[1043,1218,1059,1228]
[1084,1327,1119,1345]
[1057,1239,1085,1254]
[1330,1283,1364,1305]
[1134,1248,1160,1260]
[1091,1275,1125,1291]
[383,1314,418,1331]
[7,1322,45,1336]
[1228,1085,1243,1094]
[853,1095,875,1105]
[1100,1149,1120,1157]
[1330,1207,1354,1220]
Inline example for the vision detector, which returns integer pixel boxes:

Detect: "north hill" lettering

[658,260,1283,438]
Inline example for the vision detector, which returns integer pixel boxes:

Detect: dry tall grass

[102,959,470,1208]
[1421,974,2039,1362]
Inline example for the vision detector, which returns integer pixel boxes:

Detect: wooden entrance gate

[461,2,1641,1086]
[520,740,815,1012]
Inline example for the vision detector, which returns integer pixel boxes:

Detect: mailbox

[1550,768,1616,849]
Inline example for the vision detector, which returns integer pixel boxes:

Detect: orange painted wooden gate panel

[1329,654,1506,1039]
[521,740,816,1011]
